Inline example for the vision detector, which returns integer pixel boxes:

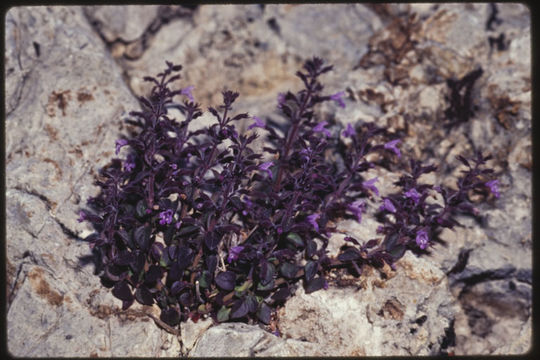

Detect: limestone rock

[6,6,180,357]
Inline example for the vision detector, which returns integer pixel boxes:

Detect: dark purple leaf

[215,271,236,291]
[383,233,399,252]
[121,298,134,310]
[230,299,249,319]
[133,225,151,251]
[104,264,126,282]
[245,295,258,314]
[206,255,217,274]
[115,250,136,266]
[144,265,163,284]
[337,247,360,262]
[259,261,275,285]
[112,280,133,301]
[344,236,360,246]
[257,303,272,324]
[271,287,290,302]
[135,286,154,305]
[204,233,220,250]
[160,307,180,326]
[364,239,379,249]
[151,242,164,262]
[179,291,193,307]
[171,281,189,295]
[168,262,183,282]
[177,246,194,270]
[305,239,317,258]
[305,276,325,294]
[304,261,318,283]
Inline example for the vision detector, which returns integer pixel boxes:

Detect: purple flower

[380,198,396,213]
[242,197,253,216]
[115,139,128,155]
[330,91,346,108]
[175,221,182,229]
[323,278,329,290]
[362,177,379,196]
[404,188,421,204]
[181,85,195,102]
[307,213,320,232]
[248,115,265,130]
[384,139,401,158]
[299,148,313,161]
[227,246,245,263]
[342,123,355,138]
[485,179,500,198]
[277,93,286,108]
[77,210,86,223]
[272,329,281,337]
[347,200,366,223]
[124,154,135,172]
[259,161,274,179]
[159,209,174,225]
[415,229,429,250]
[313,121,331,137]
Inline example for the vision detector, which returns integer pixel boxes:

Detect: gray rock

[190,252,456,356]
[6,6,180,357]
[82,5,160,43]
[277,252,456,356]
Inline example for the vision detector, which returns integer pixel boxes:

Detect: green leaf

[217,306,231,322]
[286,233,304,247]
[234,279,253,297]
[198,271,211,289]
[388,244,406,260]
[256,279,275,291]
[280,262,299,279]
[136,200,147,218]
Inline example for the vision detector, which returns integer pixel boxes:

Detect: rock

[190,251,457,356]
[189,323,279,357]
[82,6,160,43]
[277,251,455,356]
[179,318,213,355]
[6,6,180,357]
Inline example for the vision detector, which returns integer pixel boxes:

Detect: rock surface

[190,252,455,356]
[6,3,531,357]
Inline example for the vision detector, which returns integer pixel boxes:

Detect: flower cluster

[80,59,498,331]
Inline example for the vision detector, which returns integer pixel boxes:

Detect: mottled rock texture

[6,3,530,357]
